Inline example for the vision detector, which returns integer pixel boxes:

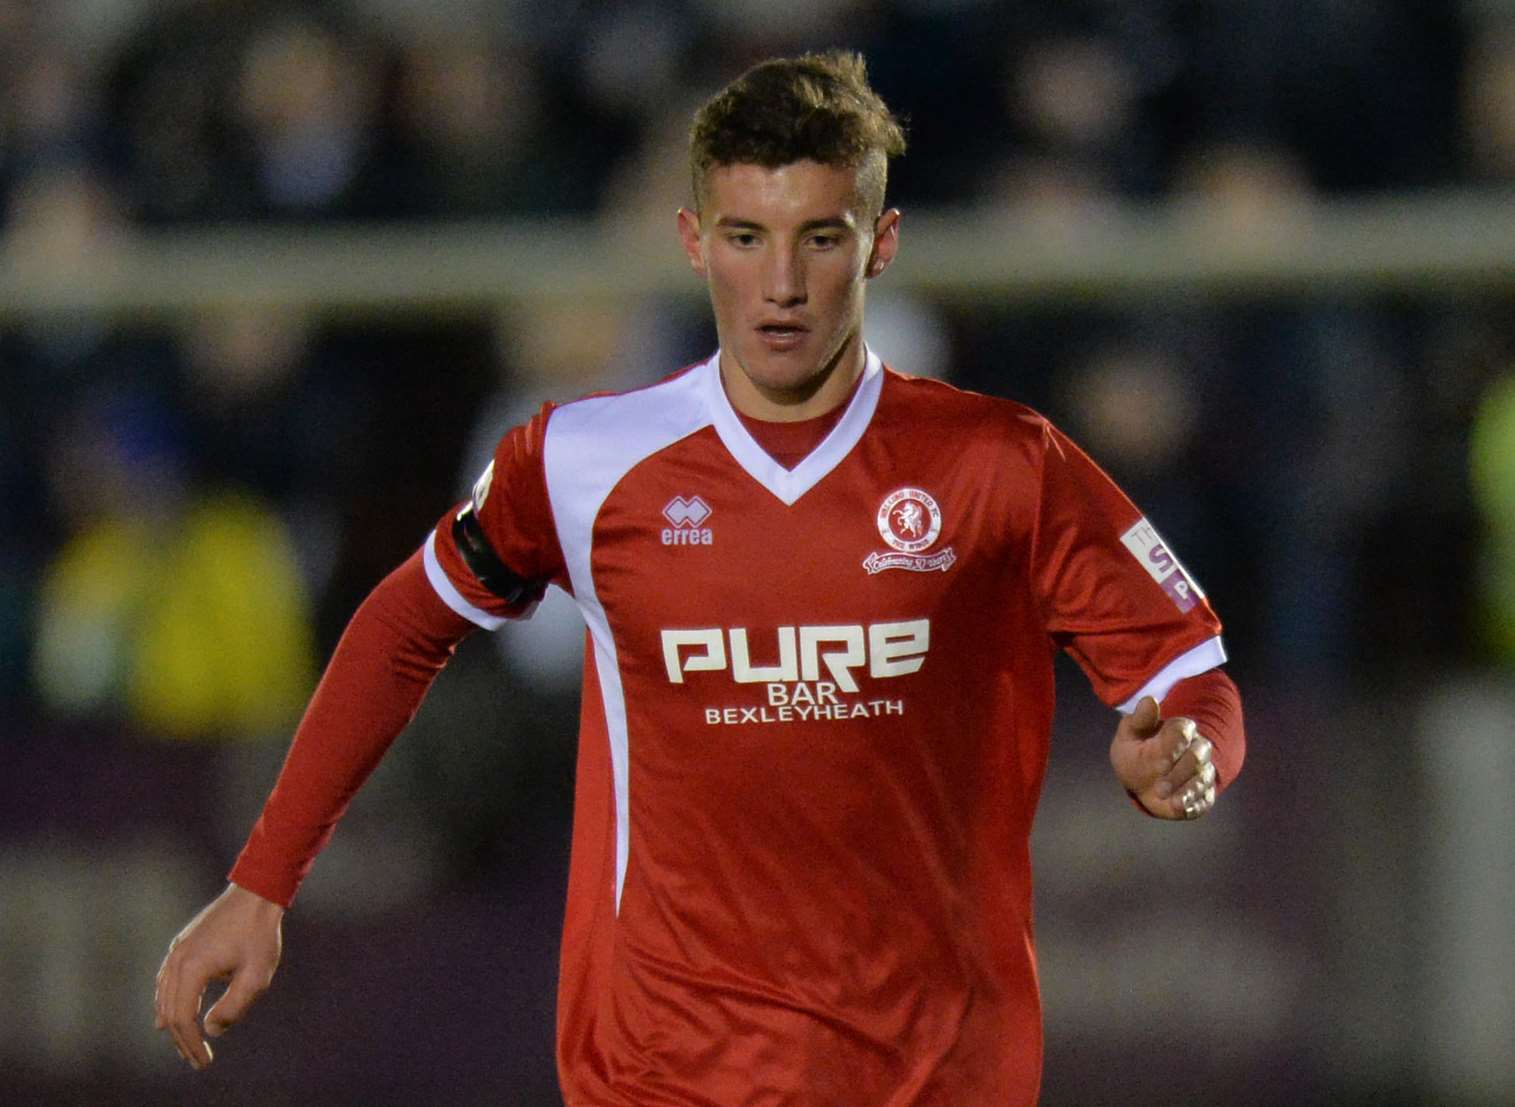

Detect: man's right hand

[154,882,285,1070]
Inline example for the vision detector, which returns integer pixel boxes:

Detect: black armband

[451,503,546,607]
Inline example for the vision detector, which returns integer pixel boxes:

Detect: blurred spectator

[1166,141,1413,684]
[1462,23,1515,182]
[1,9,103,228]
[1056,337,1198,486]
[31,390,316,739]
[3,163,126,284]
[235,14,379,219]
[1001,31,1162,199]
[178,306,315,492]
[104,0,257,224]
[362,33,564,217]
[575,1,690,122]
[1171,140,1315,232]
[1,31,91,165]
[1470,367,1515,664]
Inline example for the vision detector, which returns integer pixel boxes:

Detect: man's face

[678,159,900,420]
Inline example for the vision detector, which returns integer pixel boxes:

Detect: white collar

[702,346,884,506]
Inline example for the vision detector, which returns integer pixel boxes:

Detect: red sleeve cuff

[1160,667,1245,793]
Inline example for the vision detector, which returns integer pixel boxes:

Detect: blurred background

[2,0,1513,1104]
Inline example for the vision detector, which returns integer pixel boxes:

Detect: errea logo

[662,495,713,546]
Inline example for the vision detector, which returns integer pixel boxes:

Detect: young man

[155,51,1244,1105]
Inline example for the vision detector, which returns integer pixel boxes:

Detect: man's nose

[764,246,805,306]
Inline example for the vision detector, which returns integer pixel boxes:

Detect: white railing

[2,188,1513,317]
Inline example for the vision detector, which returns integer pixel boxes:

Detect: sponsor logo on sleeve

[662,495,713,546]
[862,487,957,574]
[1119,518,1203,613]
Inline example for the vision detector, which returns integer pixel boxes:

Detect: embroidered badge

[863,487,957,574]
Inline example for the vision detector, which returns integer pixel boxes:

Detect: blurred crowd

[5,1,1515,1102]
[5,0,1513,728]
[2,0,1507,227]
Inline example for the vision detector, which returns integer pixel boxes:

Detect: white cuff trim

[1117,636,1227,714]
[423,528,506,630]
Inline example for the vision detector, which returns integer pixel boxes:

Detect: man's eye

[727,233,759,247]
[809,234,841,249]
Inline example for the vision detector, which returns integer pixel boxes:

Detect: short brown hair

[689,50,907,215]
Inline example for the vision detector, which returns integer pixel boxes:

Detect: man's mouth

[757,322,808,349]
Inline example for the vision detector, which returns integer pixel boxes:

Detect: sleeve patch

[1119,518,1204,613]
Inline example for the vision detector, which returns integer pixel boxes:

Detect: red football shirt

[420,350,1227,1105]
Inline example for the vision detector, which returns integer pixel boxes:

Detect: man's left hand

[1109,696,1217,820]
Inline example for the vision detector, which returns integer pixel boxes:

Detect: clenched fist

[1110,696,1217,820]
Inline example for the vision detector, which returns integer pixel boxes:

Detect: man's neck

[719,340,866,423]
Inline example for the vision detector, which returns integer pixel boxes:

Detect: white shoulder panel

[542,363,716,913]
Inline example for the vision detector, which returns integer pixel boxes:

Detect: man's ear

[677,207,707,278]
[865,208,901,279]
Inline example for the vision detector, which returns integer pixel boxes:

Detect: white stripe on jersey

[1116,635,1228,714]
[423,528,507,630]
[543,363,715,914]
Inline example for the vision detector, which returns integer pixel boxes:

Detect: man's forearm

[229,548,475,906]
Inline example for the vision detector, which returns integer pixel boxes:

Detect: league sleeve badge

[1119,518,1203,613]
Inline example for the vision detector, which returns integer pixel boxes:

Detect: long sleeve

[228,546,475,907]
[1159,667,1245,792]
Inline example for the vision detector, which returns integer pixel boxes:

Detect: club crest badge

[864,487,957,574]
